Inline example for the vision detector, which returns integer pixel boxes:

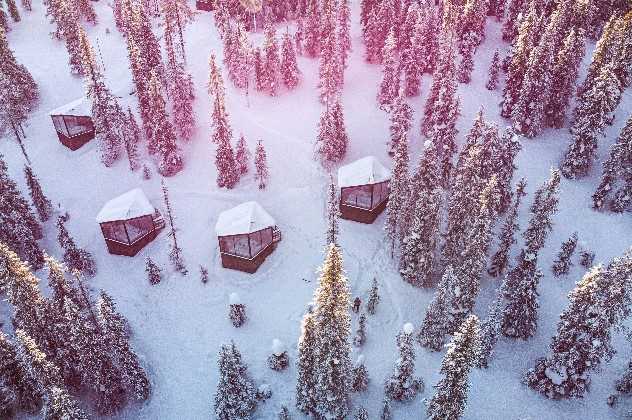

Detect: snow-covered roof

[49,97,92,117]
[215,201,276,237]
[96,188,155,223]
[337,156,391,188]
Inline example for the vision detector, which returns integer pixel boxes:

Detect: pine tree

[23,166,53,223]
[124,108,141,171]
[264,24,280,96]
[353,312,367,347]
[377,28,400,110]
[355,407,369,420]
[229,293,246,327]
[380,395,392,420]
[44,386,89,420]
[525,249,632,399]
[5,0,18,22]
[212,93,238,189]
[97,291,151,401]
[385,323,423,401]
[384,134,409,257]
[159,0,193,63]
[303,0,320,57]
[268,339,289,371]
[388,88,412,155]
[0,332,42,415]
[501,0,526,43]
[561,63,621,179]
[316,99,348,166]
[296,310,317,414]
[325,177,340,246]
[214,342,258,419]
[399,143,441,287]
[457,36,476,84]
[366,277,380,315]
[235,134,251,175]
[56,216,96,277]
[477,289,504,368]
[486,50,500,90]
[145,257,162,285]
[593,114,632,211]
[337,0,351,66]
[162,179,186,275]
[253,140,269,189]
[0,7,9,34]
[278,404,291,419]
[254,47,267,92]
[488,179,527,277]
[551,233,578,277]
[76,0,97,24]
[199,265,209,284]
[351,355,369,392]
[418,266,455,351]
[281,31,300,89]
[426,315,480,420]
[318,27,341,105]
[544,28,585,129]
[401,6,423,97]
[311,245,352,419]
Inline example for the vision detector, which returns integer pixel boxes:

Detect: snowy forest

[0,0,631,418]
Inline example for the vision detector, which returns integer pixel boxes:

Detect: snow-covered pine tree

[337,0,351,66]
[278,404,291,419]
[281,31,300,89]
[380,395,392,420]
[384,133,409,257]
[387,88,412,155]
[161,179,187,275]
[353,312,367,347]
[351,355,369,392]
[418,266,456,351]
[0,7,9,34]
[501,0,526,43]
[303,0,320,57]
[254,140,269,189]
[544,28,585,129]
[6,0,19,22]
[477,289,504,368]
[385,323,423,401]
[147,72,183,176]
[551,232,578,277]
[486,50,500,90]
[579,247,596,268]
[268,339,289,371]
[23,166,53,223]
[592,114,632,211]
[426,315,480,420]
[212,92,238,189]
[145,257,161,285]
[377,28,400,110]
[214,342,258,419]
[311,244,352,419]
[401,8,423,97]
[579,14,622,96]
[159,0,193,63]
[525,249,632,399]
[56,216,96,277]
[316,99,348,166]
[0,331,42,415]
[253,47,267,92]
[97,291,151,401]
[263,24,280,96]
[317,24,341,105]
[367,277,380,315]
[325,177,340,246]
[488,179,527,278]
[296,310,317,414]
[235,134,251,175]
[229,293,246,327]
[561,63,621,179]
[124,108,141,171]
[355,407,369,420]
[457,35,476,84]
[399,143,441,288]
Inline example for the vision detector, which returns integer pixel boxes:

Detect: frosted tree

[367,277,380,315]
[525,249,632,399]
[23,166,53,222]
[561,63,621,179]
[486,50,500,90]
[318,27,341,105]
[0,332,42,415]
[162,179,187,275]
[384,134,409,257]
[353,312,367,347]
[477,289,504,368]
[351,355,369,392]
[377,28,400,110]
[229,293,246,327]
[385,323,423,401]
[254,48,267,92]
[551,233,578,277]
[56,215,96,277]
[337,0,351,66]
[97,291,151,401]
[303,0,320,57]
[355,407,369,420]
[235,134,251,175]
[593,114,632,211]
[212,93,238,189]
[296,310,317,414]
[488,179,527,277]
[268,339,289,371]
[254,140,269,189]
[159,0,194,63]
[418,266,455,351]
[281,31,300,89]
[399,143,441,288]
[6,0,19,22]
[380,395,392,420]
[316,99,348,166]
[401,8,423,97]
[145,257,161,285]
[501,0,526,43]
[325,177,340,246]
[426,315,480,420]
[264,24,280,96]
[457,36,476,84]
[214,342,257,419]
[124,108,141,171]
[387,88,412,155]
[311,245,352,419]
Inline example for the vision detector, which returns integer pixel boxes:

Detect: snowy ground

[2,1,632,419]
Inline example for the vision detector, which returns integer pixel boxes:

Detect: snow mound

[95,188,155,223]
[337,156,391,188]
[403,323,414,335]
[356,354,365,365]
[272,339,285,356]
[215,201,276,237]
[229,292,241,305]
[423,140,433,150]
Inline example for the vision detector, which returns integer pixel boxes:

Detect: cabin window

[249,228,272,256]
[64,115,93,136]
[101,222,129,244]
[52,115,69,136]
[371,181,390,209]
[126,215,153,243]
[341,185,372,209]
[219,234,251,258]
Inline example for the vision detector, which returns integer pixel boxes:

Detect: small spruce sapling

[254,140,269,189]
[145,257,162,285]
[381,396,392,420]
[486,50,500,90]
[229,292,246,327]
[235,134,251,175]
[56,215,96,277]
[353,312,367,347]
[268,339,289,371]
[367,277,380,315]
[552,233,578,277]
[199,265,209,284]
[385,323,424,401]
[352,355,369,392]
[278,404,291,419]
[579,247,595,268]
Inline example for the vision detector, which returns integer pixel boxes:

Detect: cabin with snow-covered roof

[215,201,281,273]
[96,189,165,256]
[49,98,95,150]
[338,156,391,224]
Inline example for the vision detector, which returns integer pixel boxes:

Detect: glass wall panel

[101,222,129,244]
[261,228,272,247]
[219,234,251,258]
[52,116,69,136]
[250,230,264,256]
[125,215,153,243]
[341,185,372,209]
[64,116,93,136]
[371,181,390,209]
